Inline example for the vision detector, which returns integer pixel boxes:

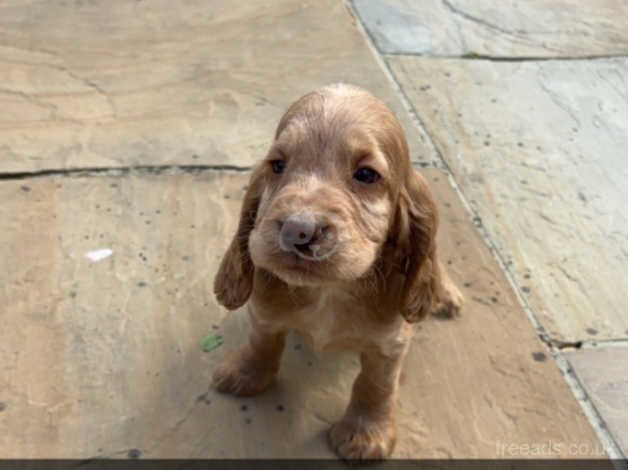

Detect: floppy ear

[394,169,442,322]
[214,167,265,310]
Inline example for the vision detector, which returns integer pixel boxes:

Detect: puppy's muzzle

[277,212,339,261]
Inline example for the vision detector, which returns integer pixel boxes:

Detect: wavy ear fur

[395,169,442,322]
[214,167,265,310]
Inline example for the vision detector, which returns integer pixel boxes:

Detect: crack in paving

[440,0,566,55]
[0,164,253,181]
[441,0,524,38]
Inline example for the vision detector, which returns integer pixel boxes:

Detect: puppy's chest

[261,290,407,354]
[292,293,359,351]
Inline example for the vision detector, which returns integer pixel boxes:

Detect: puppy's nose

[278,212,320,252]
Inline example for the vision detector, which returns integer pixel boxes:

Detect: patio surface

[0,0,626,459]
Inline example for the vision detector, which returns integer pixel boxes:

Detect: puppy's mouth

[269,252,331,286]
[272,234,337,284]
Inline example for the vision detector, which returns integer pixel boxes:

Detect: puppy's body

[213,84,462,460]
[250,271,414,356]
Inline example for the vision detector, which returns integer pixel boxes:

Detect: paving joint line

[562,338,628,350]
[553,353,627,466]
[384,51,628,62]
[0,164,253,181]
[0,161,444,180]
[346,0,625,459]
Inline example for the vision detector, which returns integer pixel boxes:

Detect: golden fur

[213,84,462,460]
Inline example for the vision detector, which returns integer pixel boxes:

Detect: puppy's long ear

[214,167,265,310]
[394,169,442,322]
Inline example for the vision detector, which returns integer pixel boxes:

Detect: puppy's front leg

[212,324,285,397]
[430,259,463,319]
[329,348,405,460]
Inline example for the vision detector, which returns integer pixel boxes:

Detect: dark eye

[270,159,286,174]
[353,167,380,184]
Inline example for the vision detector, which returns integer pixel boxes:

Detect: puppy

[212,84,462,460]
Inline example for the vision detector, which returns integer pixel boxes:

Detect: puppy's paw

[212,347,277,397]
[431,282,463,319]
[328,415,396,461]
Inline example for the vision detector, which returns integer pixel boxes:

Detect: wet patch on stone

[532,352,547,362]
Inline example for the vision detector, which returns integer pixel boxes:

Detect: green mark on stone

[201,334,224,352]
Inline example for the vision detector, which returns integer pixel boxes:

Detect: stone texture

[568,347,628,456]
[352,0,628,57]
[0,170,602,458]
[390,57,628,343]
[0,0,433,173]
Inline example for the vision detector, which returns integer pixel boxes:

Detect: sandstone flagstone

[0,170,602,457]
[390,56,628,343]
[0,0,433,173]
[352,0,628,57]
[567,347,628,456]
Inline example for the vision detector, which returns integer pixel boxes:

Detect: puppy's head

[215,84,437,321]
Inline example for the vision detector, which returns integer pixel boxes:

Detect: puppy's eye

[353,167,380,184]
[270,160,286,174]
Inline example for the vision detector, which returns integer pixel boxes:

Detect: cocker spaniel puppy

[213,84,462,460]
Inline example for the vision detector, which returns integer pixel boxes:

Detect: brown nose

[278,212,320,253]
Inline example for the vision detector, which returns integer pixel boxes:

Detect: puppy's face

[215,84,438,320]
[248,85,408,286]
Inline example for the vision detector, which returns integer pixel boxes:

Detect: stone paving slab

[567,347,628,456]
[0,0,433,173]
[352,0,628,57]
[389,57,628,343]
[0,170,602,458]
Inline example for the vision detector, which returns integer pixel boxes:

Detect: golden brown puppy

[213,84,462,460]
